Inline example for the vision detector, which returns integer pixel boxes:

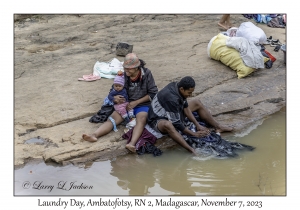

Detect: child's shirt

[107,85,129,104]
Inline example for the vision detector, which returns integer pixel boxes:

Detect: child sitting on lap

[107,72,135,123]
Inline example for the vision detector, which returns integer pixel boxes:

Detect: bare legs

[188,99,233,133]
[125,112,148,153]
[82,110,148,154]
[82,111,123,142]
[218,14,233,30]
[157,120,196,155]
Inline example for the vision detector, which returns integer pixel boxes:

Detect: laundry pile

[78,58,124,81]
[208,22,279,78]
[243,14,286,28]
[89,104,114,123]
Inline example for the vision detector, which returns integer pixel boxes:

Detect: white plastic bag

[236,22,267,44]
[226,27,238,37]
[93,58,124,79]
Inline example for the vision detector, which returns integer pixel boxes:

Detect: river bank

[15,109,286,195]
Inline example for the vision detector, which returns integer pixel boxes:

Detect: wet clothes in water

[181,112,255,158]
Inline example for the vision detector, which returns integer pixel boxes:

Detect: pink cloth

[78,74,101,81]
[122,127,157,150]
[114,102,129,116]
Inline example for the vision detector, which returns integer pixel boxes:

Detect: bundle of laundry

[208,33,267,78]
[267,15,286,28]
[224,22,267,45]
[89,104,115,123]
[79,58,124,81]
[93,58,124,79]
[180,113,255,158]
[242,14,286,27]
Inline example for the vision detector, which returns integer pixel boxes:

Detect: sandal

[78,74,101,81]
[270,41,282,47]
[274,45,281,52]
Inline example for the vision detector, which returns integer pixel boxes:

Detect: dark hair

[177,76,195,90]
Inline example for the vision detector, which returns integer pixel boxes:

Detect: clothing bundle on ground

[93,58,124,79]
[89,104,115,123]
[243,14,286,28]
[208,22,274,78]
[78,58,124,81]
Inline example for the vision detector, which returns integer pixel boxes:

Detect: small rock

[37,49,45,53]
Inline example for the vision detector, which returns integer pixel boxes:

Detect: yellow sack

[209,33,255,79]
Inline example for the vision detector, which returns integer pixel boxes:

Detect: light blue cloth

[261,15,272,24]
[109,117,118,132]
[103,96,114,106]
[254,14,262,23]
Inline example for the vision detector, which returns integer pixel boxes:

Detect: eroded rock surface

[14,14,286,166]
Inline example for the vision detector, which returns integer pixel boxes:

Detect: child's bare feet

[82,134,97,142]
[125,144,136,153]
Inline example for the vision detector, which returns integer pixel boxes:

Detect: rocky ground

[14,14,286,167]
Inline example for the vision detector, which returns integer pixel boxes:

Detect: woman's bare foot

[82,134,97,142]
[216,125,234,133]
[218,22,228,30]
[125,144,136,153]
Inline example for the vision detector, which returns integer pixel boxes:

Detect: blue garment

[133,105,149,116]
[107,85,129,103]
[254,14,262,23]
[262,15,272,23]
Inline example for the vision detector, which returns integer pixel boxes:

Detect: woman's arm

[127,94,150,110]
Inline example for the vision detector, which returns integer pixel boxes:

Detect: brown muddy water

[14,109,286,196]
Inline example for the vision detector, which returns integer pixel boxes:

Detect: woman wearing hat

[83,53,158,153]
